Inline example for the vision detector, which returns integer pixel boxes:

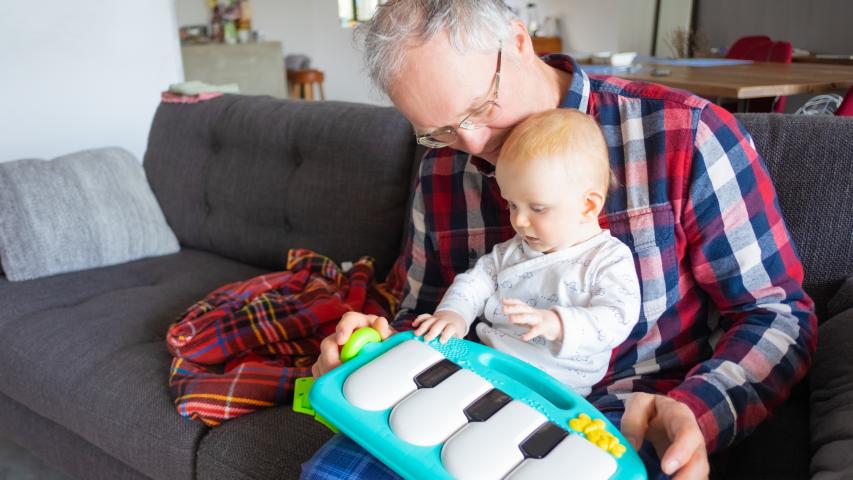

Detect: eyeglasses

[415,45,503,149]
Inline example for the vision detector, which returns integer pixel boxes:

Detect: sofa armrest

[810,278,853,479]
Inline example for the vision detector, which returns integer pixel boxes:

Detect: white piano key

[441,400,546,480]
[389,368,493,446]
[342,340,443,411]
[506,433,618,480]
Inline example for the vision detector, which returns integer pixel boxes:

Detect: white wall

[176,0,388,105]
[176,0,660,105]
[0,1,184,163]
[507,0,657,56]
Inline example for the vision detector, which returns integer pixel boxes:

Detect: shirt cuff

[666,376,734,454]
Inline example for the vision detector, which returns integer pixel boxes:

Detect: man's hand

[310,312,396,378]
[621,393,710,480]
[412,310,467,344]
[501,298,563,342]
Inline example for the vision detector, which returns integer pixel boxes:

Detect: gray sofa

[1,95,851,480]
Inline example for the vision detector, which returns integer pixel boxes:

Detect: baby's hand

[412,310,466,344]
[502,298,563,342]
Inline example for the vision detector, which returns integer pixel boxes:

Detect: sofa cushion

[0,249,268,480]
[810,279,853,479]
[735,114,853,319]
[144,96,418,278]
[0,147,179,281]
[196,405,334,480]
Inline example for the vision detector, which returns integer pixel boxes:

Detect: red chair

[725,37,793,112]
[836,86,853,116]
[725,36,771,59]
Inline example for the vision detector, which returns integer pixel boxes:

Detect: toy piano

[294,328,647,480]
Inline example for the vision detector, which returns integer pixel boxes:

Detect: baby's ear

[582,189,606,221]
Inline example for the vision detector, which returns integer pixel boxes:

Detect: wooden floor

[0,435,72,480]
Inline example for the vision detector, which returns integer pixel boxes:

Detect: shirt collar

[544,54,591,114]
[470,54,591,177]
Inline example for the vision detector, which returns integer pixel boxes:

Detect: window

[338,0,383,27]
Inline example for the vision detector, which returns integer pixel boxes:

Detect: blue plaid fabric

[301,434,402,480]
[300,411,670,479]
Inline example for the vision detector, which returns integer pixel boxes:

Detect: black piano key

[519,422,569,459]
[463,388,512,422]
[414,358,461,388]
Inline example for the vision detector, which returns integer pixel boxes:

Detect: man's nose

[453,127,490,155]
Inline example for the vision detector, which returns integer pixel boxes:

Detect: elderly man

[302,1,816,478]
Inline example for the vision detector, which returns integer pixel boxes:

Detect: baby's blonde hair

[499,109,613,195]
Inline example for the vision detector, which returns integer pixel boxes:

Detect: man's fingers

[336,312,371,345]
[621,392,656,450]
[660,411,706,476]
[671,447,710,480]
[315,334,342,377]
[370,316,395,340]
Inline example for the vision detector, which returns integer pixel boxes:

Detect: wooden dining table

[615,61,853,109]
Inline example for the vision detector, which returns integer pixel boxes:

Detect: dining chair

[725,36,771,59]
[836,86,853,116]
[726,37,793,112]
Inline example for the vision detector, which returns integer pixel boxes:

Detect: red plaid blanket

[166,249,396,426]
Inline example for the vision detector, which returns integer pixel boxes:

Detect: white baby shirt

[436,231,641,395]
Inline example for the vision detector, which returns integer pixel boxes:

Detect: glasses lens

[459,102,501,130]
[417,127,456,148]
[418,136,450,148]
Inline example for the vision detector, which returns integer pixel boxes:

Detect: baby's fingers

[520,324,543,342]
[412,313,432,327]
[424,321,448,342]
[509,312,539,326]
[503,304,534,316]
[439,324,458,344]
[414,316,437,336]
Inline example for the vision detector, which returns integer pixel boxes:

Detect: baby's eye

[507,202,517,210]
[531,206,546,213]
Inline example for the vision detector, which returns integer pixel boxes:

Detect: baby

[413,109,641,395]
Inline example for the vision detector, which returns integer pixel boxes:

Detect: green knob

[340,327,382,362]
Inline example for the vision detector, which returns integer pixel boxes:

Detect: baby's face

[495,156,596,253]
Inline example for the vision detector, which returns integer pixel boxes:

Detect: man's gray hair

[355,0,519,94]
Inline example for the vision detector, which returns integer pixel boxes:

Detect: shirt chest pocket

[604,204,679,323]
[435,226,515,272]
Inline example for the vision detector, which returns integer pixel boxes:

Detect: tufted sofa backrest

[143,95,418,277]
[736,113,853,320]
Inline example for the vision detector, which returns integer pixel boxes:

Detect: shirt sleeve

[384,168,443,332]
[435,250,499,331]
[553,242,641,359]
[667,103,817,453]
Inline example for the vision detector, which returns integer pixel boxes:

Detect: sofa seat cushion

[0,249,269,480]
[196,405,334,480]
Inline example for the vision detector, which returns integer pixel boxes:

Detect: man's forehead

[392,49,496,130]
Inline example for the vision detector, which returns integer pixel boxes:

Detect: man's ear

[508,19,533,60]
[582,189,606,221]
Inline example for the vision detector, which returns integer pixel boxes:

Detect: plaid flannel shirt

[383,56,817,453]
